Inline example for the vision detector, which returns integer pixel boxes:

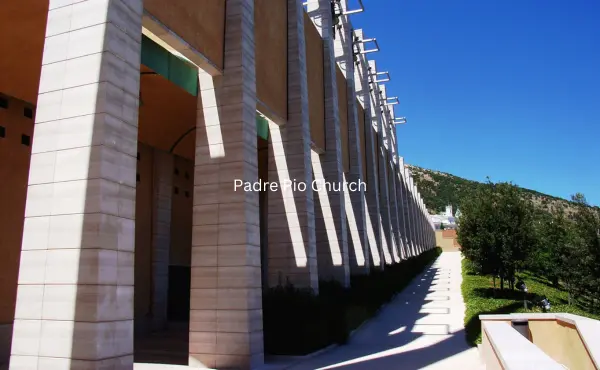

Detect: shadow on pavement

[286,255,479,369]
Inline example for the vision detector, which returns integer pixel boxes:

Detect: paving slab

[284,252,483,370]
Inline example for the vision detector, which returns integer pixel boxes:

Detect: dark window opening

[136,173,140,182]
[0,97,7,109]
[24,107,34,119]
[21,134,31,146]
[0,126,5,138]
[185,191,190,198]
[184,172,190,180]
[174,186,179,195]
[174,168,179,176]
[137,152,140,161]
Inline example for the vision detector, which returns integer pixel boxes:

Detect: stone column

[334,0,369,275]
[409,178,421,254]
[416,193,422,254]
[189,1,263,368]
[370,64,393,265]
[307,1,349,286]
[388,124,406,260]
[398,158,410,258]
[266,0,319,291]
[151,150,173,331]
[401,162,416,257]
[419,194,425,253]
[396,156,411,258]
[421,197,430,250]
[419,197,425,251]
[354,30,382,270]
[381,100,401,263]
[407,175,417,254]
[394,157,407,259]
[10,1,142,368]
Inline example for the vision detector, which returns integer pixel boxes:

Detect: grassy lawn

[461,258,600,346]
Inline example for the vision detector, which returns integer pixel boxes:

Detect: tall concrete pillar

[354,30,383,270]
[395,157,409,259]
[307,1,349,286]
[397,158,406,257]
[421,199,426,252]
[370,68,394,265]
[408,172,417,256]
[403,164,417,257]
[10,1,142,368]
[334,0,369,275]
[382,101,402,263]
[189,0,263,368]
[422,197,432,250]
[419,195,426,252]
[408,177,418,254]
[150,150,173,331]
[266,0,319,291]
[416,194,423,254]
[388,123,406,260]
[410,180,422,254]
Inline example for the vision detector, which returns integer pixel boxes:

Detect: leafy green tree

[458,181,535,290]
[529,208,572,287]
[565,194,600,312]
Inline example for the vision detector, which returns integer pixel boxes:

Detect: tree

[528,208,572,287]
[563,194,600,312]
[458,181,535,290]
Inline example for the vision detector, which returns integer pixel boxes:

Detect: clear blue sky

[351,0,600,206]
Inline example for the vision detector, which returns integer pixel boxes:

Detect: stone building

[0,0,436,368]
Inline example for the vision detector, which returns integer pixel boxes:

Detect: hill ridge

[406,164,596,215]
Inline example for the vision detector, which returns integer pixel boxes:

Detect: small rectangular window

[0,96,7,109]
[24,107,34,119]
[136,173,140,182]
[174,186,179,195]
[174,168,179,176]
[0,126,5,138]
[21,134,31,146]
[185,191,190,198]
[137,152,140,161]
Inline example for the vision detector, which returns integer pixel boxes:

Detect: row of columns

[298,0,438,281]
[9,0,436,369]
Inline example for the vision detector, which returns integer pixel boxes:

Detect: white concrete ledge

[483,321,564,370]
[480,312,600,368]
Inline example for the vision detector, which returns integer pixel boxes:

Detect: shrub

[263,247,442,355]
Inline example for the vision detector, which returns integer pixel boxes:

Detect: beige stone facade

[0,0,436,368]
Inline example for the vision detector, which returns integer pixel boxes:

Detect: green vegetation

[263,247,442,355]
[462,259,600,346]
[408,165,599,215]
[458,180,600,346]
[459,182,535,289]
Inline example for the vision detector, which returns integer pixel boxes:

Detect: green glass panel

[140,34,198,96]
[141,35,169,77]
[256,114,269,140]
[169,54,198,96]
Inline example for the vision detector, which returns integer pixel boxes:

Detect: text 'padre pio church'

[0,0,436,368]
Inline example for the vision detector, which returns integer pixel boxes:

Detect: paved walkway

[285,252,483,370]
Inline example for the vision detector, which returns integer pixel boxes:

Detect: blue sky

[351,0,600,206]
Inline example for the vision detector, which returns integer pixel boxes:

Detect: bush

[263,247,442,355]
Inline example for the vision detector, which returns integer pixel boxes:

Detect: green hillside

[408,165,598,215]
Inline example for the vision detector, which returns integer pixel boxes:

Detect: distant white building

[431,204,457,230]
